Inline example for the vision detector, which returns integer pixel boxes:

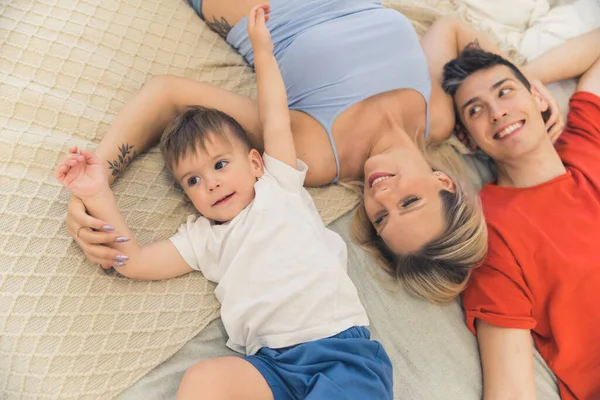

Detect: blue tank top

[227,0,431,182]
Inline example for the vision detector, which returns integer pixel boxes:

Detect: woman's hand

[58,147,130,269]
[247,4,273,55]
[65,196,129,270]
[531,79,565,143]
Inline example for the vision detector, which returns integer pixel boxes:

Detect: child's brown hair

[160,106,253,173]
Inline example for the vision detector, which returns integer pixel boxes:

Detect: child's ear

[531,84,550,114]
[248,149,264,178]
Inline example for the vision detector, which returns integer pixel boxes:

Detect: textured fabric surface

[0,0,565,398]
[0,0,382,397]
[119,214,561,400]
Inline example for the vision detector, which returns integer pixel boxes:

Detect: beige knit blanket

[0,0,514,398]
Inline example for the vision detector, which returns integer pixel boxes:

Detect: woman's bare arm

[97,75,262,184]
[477,320,537,400]
[422,16,507,91]
[67,76,262,266]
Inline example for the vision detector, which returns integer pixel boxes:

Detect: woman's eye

[499,87,512,97]
[187,176,200,186]
[374,212,388,225]
[401,196,420,208]
[468,105,481,117]
[215,160,229,170]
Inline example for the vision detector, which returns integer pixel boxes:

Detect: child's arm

[56,148,193,280]
[523,28,600,87]
[247,4,297,168]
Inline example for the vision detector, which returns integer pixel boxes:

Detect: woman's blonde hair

[349,141,488,305]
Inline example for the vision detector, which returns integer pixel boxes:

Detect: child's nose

[207,179,221,191]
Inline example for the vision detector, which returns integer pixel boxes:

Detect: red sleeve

[461,227,537,335]
[556,91,600,169]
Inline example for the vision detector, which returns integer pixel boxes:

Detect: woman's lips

[368,172,394,188]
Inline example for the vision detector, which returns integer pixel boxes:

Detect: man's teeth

[496,122,523,139]
[372,175,393,186]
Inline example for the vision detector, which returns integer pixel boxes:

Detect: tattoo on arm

[206,16,232,39]
[107,144,137,178]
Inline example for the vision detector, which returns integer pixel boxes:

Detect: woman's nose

[374,185,393,202]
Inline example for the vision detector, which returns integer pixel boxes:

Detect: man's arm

[83,190,193,280]
[577,47,600,97]
[523,28,600,89]
[477,320,537,400]
[248,4,297,168]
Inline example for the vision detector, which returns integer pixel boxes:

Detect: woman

[66,0,560,303]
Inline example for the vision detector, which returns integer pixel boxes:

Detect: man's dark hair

[442,47,549,125]
[442,47,531,97]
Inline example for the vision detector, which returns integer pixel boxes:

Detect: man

[442,29,600,400]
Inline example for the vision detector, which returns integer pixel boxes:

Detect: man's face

[454,65,549,164]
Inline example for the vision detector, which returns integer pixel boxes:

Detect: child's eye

[499,87,512,97]
[215,160,229,170]
[187,176,200,186]
[468,105,482,117]
[401,196,420,208]
[374,212,388,226]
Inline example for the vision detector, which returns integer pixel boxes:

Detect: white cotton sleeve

[169,215,219,279]
[262,153,308,194]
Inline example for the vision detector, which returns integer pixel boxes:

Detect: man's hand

[247,4,273,55]
[531,80,565,143]
[455,124,478,152]
[55,146,109,200]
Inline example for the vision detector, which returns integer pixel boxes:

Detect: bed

[2,0,597,398]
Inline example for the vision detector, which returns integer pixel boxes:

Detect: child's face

[173,134,264,222]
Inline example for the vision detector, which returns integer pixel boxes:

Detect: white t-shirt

[170,154,369,355]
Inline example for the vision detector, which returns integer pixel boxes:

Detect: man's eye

[468,105,481,117]
[188,176,200,186]
[401,196,420,208]
[215,160,229,170]
[499,87,512,97]
[374,212,387,225]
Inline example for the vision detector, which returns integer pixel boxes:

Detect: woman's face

[363,143,455,254]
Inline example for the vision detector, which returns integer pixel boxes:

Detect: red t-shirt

[462,91,600,400]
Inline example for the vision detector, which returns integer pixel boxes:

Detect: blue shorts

[244,326,393,400]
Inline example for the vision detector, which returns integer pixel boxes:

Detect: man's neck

[495,139,567,188]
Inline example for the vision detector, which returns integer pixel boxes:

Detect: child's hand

[248,4,273,55]
[55,146,109,200]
